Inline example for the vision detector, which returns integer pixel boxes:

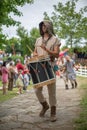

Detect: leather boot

[75,81,77,88]
[71,83,74,89]
[65,84,69,90]
[39,101,49,117]
[50,106,57,122]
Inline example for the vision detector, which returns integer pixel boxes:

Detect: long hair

[39,20,55,36]
[2,61,7,67]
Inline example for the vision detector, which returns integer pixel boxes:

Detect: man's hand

[40,44,47,51]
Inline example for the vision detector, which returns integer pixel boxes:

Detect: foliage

[0,0,34,27]
[0,33,7,50]
[17,26,40,56]
[29,27,40,51]
[0,0,34,46]
[4,37,23,55]
[43,0,87,48]
[1,25,39,56]
[3,55,24,64]
[71,45,87,54]
[17,26,31,56]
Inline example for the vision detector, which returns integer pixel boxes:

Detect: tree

[0,0,34,46]
[17,26,39,56]
[16,26,29,55]
[29,27,40,51]
[0,33,7,50]
[0,0,34,28]
[5,37,22,55]
[43,0,87,48]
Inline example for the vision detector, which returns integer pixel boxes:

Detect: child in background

[23,70,29,91]
[16,69,23,94]
[64,55,78,89]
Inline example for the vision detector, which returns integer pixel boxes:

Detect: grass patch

[0,80,33,103]
[74,77,87,130]
[0,87,18,103]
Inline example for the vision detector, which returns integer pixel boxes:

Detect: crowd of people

[0,57,31,95]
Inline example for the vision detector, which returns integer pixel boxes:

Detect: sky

[2,0,87,42]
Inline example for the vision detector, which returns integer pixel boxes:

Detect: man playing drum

[33,20,61,122]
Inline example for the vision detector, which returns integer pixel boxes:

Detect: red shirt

[16,63,24,71]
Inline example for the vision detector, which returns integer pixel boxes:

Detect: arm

[46,45,60,58]
[33,47,38,56]
[40,44,60,58]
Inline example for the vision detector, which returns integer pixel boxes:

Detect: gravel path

[0,77,82,130]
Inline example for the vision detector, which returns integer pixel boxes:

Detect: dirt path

[0,76,82,130]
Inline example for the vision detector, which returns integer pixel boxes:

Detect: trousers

[35,82,56,106]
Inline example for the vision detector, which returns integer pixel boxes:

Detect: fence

[76,66,87,77]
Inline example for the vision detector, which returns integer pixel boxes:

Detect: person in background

[8,62,15,91]
[16,59,24,72]
[0,60,3,81]
[33,20,61,122]
[1,61,9,95]
[16,69,23,94]
[64,55,78,89]
[22,69,29,91]
[57,56,69,89]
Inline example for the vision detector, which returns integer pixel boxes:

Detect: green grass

[0,87,18,102]
[74,77,87,130]
[0,80,33,103]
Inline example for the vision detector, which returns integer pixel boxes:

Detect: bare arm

[33,47,38,56]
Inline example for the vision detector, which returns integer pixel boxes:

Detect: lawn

[0,87,18,102]
[0,80,33,103]
[75,76,87,130]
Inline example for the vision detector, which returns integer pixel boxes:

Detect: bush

[3,55,24,64]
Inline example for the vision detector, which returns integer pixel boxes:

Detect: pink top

[2,67,8,83]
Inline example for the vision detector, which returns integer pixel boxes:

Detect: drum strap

[42,36,52,45]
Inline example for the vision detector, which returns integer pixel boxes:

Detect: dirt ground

[0,76,83,130]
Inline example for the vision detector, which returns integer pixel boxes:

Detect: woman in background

[1,61,9,95]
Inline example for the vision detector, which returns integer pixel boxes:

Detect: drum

[27,56,56,88]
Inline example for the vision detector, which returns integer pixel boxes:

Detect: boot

[50,106,57,122]
[71,83,74,89]
[39,101,49,117]
[75,81,77,88]
[65,84,69,90]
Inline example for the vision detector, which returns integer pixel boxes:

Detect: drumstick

[26,45,33,53]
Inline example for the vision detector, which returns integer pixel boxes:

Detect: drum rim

[33,78,56,88]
